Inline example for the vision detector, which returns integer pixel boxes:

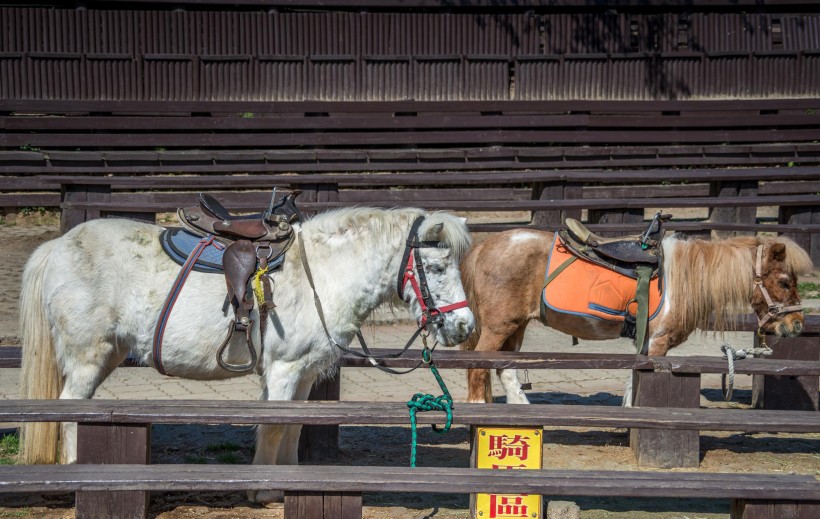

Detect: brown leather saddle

[560,211,671,279]
[177,189,303,372]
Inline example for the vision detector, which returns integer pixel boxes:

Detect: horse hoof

[249,489,284,504]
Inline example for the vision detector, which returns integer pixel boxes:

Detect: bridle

[398,216,470,329]
[298,215,469,373]
[753,244,803,330]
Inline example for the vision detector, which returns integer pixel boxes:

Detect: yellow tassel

[253,265,270,306]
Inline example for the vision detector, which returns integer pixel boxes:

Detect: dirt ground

[0,215,818,519]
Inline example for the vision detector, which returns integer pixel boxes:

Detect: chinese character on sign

[487,434,530,461]
[488,494,530,518]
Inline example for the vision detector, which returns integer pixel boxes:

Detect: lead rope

[407,340,454,468]
[720,332,773,401]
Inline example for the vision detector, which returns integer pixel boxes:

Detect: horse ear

[459,217,468,224]
[424,222,445,240]
[767,243,787,263]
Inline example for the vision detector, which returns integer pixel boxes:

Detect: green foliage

[203,441,244,463]
[0,433,19,465]
[183,454,208,464]
[798,282,819,298]
[787,161,797,167]
[806,108,816,115]
[18,144,40,152]
[19,207,46,217]
[240,112,255,118]
[216,452,242,464]
[205,441,241,452]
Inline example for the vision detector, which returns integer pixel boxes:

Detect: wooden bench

[27,168,820,257]
[1,399,819,518]
[1,464,819,519]
[2,98,819,260]
[3,316,818,469]
[316,317,820,467]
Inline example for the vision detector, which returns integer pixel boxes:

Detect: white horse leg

[497,369,531,404]
[276,375,316,466]
[622,377,634,407]
[496,325,530,404]
[249,359,307,504]
[57,337,126,464]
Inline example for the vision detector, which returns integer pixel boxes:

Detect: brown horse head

[751,240,812,337]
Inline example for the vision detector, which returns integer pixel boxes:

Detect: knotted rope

[407,344,453,468]
[720,339,773,401]
[252,264,270,307]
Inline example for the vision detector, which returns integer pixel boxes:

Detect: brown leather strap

[754,244,802,329]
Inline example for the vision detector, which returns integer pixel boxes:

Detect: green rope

[407,345,453,468]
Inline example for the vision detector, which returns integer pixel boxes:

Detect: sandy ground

[0,216,818,519]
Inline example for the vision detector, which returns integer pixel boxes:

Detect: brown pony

[460,229,814,404]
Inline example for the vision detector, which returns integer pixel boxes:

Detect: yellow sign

[475,427,542,519]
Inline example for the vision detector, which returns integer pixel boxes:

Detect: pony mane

[665,234,813,333]
[303,206,472,260]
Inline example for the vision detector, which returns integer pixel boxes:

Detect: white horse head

[395,213,475,346]
[297,207,474,349]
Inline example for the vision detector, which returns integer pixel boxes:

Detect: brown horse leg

[466,329,517,403]
[623,325,688,406]
[496,325,530,404]
[467,365,494,404]
[646,325,689,357]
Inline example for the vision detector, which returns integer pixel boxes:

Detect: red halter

[398,216,469,329]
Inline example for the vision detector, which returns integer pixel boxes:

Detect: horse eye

[429,265,445,274]
[778,280,790,289]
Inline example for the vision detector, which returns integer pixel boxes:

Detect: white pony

[19,206,474,502]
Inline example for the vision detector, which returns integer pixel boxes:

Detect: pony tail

[19,240,62,465]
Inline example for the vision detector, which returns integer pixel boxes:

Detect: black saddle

[561,212,671,278]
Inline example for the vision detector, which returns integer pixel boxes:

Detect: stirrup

[216,321,258,373]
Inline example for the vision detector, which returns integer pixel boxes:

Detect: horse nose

[459,319,473,337]
[793,320,803,335]
[456,311,475,339]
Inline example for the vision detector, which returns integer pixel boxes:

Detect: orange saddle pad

[542,235,665,323]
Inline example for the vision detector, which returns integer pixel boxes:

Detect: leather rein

[298,215,468,374]
[753,244,803,329]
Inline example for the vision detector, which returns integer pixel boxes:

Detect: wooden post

[76,422,151,519]
[587,208,644,238]
[731,498,820,519]
[61,183,111,234]
[780,205,820,265]
[298,183,339,217]
[629,370,701,468]
[708,180,758,239]
[298,372,341,461]
[284,491,362,519]
[531,182,582,229]
[106,209,156,224]
[752,333,820,412]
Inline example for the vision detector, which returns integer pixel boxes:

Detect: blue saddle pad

[160,228,286,274]
[160,228,226,273]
